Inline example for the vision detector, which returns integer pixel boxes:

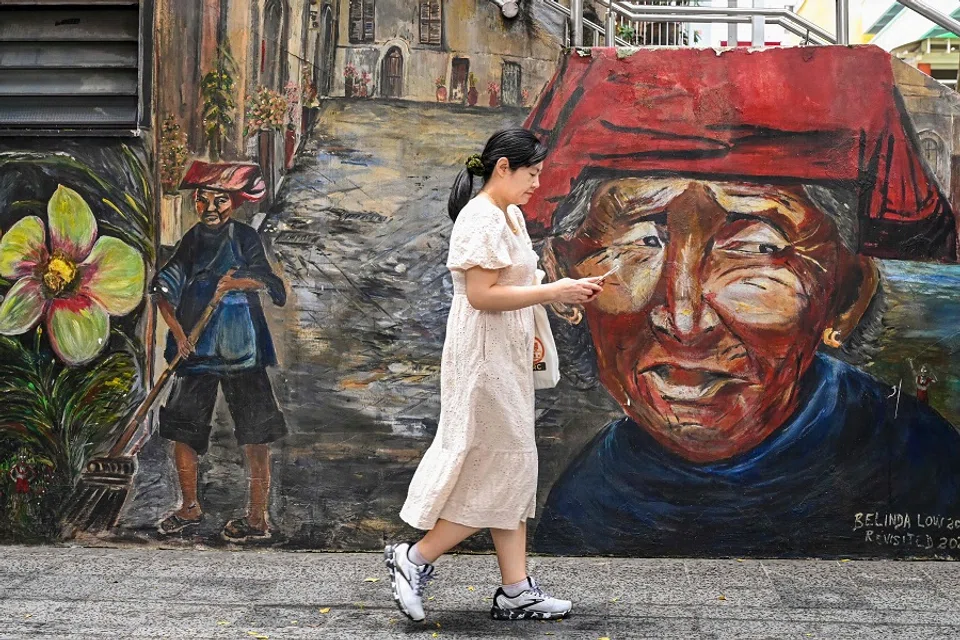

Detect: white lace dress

[400,196,539,531]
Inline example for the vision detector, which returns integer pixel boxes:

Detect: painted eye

[718,222,788,255]
[642,236,662,248]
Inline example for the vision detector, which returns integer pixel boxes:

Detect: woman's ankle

[408,541,432,566]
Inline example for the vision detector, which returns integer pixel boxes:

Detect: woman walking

[384,129,602,622]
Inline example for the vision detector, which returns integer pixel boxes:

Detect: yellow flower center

[43,254,78,295]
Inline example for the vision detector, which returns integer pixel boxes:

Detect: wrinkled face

[195,189,233,228]
[554,177,857,463]
[500,161,543,207]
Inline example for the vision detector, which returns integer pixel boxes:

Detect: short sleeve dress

[400,196,539,531]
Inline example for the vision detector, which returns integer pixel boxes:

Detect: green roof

[866,3,904,35]
[922,7,960,39]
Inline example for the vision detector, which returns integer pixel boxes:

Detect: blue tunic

[152,220,286,375]
[534,354,960,558]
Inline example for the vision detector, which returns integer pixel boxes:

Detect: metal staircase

[540,0,960,48]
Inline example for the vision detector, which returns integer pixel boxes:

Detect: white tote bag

[532,270,560,390]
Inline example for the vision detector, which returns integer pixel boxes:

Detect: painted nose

[649,246,720,345]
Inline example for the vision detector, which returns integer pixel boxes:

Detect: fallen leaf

[840,559,851,563]
[291,620,298,625]
[467,585,476,591]
[432,634,439,638]
[599,637,611,640]
[216,621,230,626]
[736,558,744,562]
[354,602,365,610]
[436,622,442,628]
[546,634,555,637]
[319,607,331,614]
[363,577,381,583]
[24,614,32,619]
[718,594,727,601]
[427,596,436,601]
[246,633,269,640]
[610,596,620,603]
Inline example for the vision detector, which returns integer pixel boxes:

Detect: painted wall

[4,1,960,562]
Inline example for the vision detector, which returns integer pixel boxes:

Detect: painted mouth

[641,365,742,403]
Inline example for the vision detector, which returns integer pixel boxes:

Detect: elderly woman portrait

[525,47,960,557]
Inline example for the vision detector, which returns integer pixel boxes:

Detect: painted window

[0,4,143,130]
[501,62,522,107]
[349,0,375,44]
[419,0,442,46]
[920,132,946,185]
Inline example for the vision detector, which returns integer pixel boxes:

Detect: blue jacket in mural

[152,220,286,375]
[534,354,960,558]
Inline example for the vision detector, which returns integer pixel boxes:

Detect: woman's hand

[550,278,603,305]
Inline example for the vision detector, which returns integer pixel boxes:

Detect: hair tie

[465,154,485,177]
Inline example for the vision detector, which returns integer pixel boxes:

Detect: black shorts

[158,369,287,456]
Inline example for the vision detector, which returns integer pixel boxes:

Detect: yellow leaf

[610,596,620,603]
[364,577,381,583]
[427,596,436,601]
[599,637,612,640]
[436,622,442,628]
[467,586,476,591]
[840,559,851,563]
[736,558,744,562]
[217,621,230,626]
[291,620,298,625]
[718,594,727,601]
[319,607,331,614]
[432,634,439,638]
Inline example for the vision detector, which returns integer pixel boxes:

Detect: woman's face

[554,177,856,463]
[195,189,233,228]
[500,161,543,207]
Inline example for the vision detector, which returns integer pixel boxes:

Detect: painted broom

[62,272,234,537]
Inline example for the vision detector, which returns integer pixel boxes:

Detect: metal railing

[544,0,960,49]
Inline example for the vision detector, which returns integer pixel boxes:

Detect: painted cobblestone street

[2,546,960,639]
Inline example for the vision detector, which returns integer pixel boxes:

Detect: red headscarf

[179,161,267,208]
[522,46,958,262]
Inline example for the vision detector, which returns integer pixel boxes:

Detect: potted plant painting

[358,70,372,98]
[344,64,357,98]
[435,75,447,103]
[487,81,500,108]
[158,115,188,245]
[284,81,301,170]
[200,43,237,161]
[467,72,479,106]
[244,86,289,189]
[301,66,321,134]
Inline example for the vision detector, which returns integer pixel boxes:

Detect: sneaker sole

[490,606,570,621]
[384,545,425,623]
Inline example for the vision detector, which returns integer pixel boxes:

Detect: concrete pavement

[1,545,959,638]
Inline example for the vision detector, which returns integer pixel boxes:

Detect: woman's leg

[414,518,479,563]
[490,522,528,584]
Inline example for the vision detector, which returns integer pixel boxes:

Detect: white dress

[400,196,539,531]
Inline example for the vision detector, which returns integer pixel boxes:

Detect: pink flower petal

[47,295,109,365]
[48,185,98,262]
[0,216,48,280]
[0,277,45,335]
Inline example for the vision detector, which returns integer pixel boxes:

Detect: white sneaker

[490,577,572,620]
[384,542,434,622]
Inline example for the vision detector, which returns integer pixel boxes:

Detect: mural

[524,47,960,558]
[5,0,960,564]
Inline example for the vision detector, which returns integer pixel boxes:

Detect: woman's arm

[464,267,601,312]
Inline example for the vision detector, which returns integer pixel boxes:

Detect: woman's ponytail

[447,168,475,222]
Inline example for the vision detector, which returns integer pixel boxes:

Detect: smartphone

[597,264,621,283]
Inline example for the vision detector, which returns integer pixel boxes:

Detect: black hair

[447,128,548,221]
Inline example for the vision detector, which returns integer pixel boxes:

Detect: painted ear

[826,255,880,346]
[541,239,583,325]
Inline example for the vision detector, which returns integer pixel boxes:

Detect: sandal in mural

[221,517,272,543]
[157,513,202,536]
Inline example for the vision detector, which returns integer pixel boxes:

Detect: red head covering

[522,46,958,262]
[179,161,267,207]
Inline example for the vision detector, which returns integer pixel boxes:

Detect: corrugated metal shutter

[0,3,141,130]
